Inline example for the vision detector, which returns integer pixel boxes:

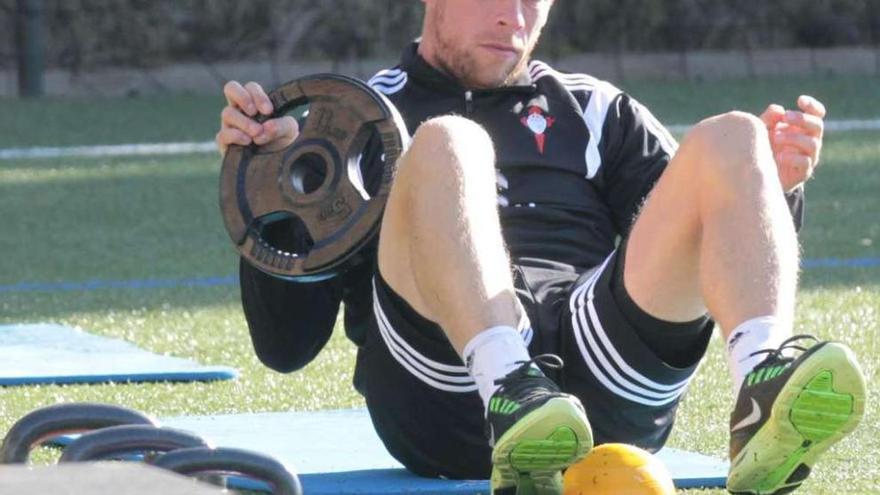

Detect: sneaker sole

[727,343,866,495]
[491,396,593,495]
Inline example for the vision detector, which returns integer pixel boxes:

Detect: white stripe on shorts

[372,278,533,393]
[569,254,694,406]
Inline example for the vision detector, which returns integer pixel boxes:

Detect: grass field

[0,74,878,494]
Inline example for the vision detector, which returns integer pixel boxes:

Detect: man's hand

[215,81,299,156]
[759,95,826,192]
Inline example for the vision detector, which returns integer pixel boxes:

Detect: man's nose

[496,0,526,30]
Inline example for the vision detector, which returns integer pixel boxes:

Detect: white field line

[1,119,878,161]
[0,141,217,160]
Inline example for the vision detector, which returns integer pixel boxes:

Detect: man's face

[421,0,554,89]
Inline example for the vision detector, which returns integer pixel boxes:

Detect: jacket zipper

[464,90,474,114]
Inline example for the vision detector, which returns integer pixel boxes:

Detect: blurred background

[3,0,880,97]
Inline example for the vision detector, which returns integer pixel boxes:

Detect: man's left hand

[759,95,826,192]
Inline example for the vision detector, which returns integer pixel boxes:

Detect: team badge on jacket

[520,106,555,154]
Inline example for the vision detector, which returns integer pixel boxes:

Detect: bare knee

[687,111,768,161]
[680,111,776,192]
[398,115,496,186]
[413,115,494,151]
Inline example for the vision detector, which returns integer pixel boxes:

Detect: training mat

[0,324,237,386]
[158,409,728,493]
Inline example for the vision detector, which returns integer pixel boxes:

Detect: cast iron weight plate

[220,74,408,281]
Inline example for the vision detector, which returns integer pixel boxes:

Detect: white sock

[462,326,531,412]
[726,316,791,395]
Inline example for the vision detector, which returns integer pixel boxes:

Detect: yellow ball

[563,443,676,495]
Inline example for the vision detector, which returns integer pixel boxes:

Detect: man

[216,1,866,494]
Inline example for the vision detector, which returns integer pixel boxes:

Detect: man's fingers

[797,95,827,119]
[267,116,298,140]
[244,81,274,116]
[221,106,263,138]
[776,150,815,191]
[223,81,257,116]
[760,104,786,129]
[773,131,820,157]
[219,80,295,152]
[215,127,253,156]
[783,111,824,137]
[777,151,814,176]
[256,116,299,148]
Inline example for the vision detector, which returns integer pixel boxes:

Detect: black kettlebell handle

[0,403,157,464]
[58,424,210,463]
[152,446,302,495]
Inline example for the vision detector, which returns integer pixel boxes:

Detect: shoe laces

[493,354,564,385]
[492,354,564,402]
[748,334,818,366]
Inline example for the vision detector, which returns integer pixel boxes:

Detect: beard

[427,5,539,89]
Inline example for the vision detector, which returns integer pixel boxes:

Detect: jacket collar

[400,41,535,94]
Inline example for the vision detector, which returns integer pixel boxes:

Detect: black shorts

[356,244,714,479]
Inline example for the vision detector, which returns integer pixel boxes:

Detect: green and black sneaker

[727,335,866,495]
[486,354,593,495]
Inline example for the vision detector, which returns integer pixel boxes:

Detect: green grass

[0,155,231,282]
[1,78,878,494]
[623,74,880,124]
[0,94,223,148]
[0,74,877,148]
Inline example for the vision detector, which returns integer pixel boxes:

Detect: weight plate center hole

[289,152,328,195]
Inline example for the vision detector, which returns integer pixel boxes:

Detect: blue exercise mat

[159,409,728,493]
[53,409,727,492]
[0,324,238,386]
